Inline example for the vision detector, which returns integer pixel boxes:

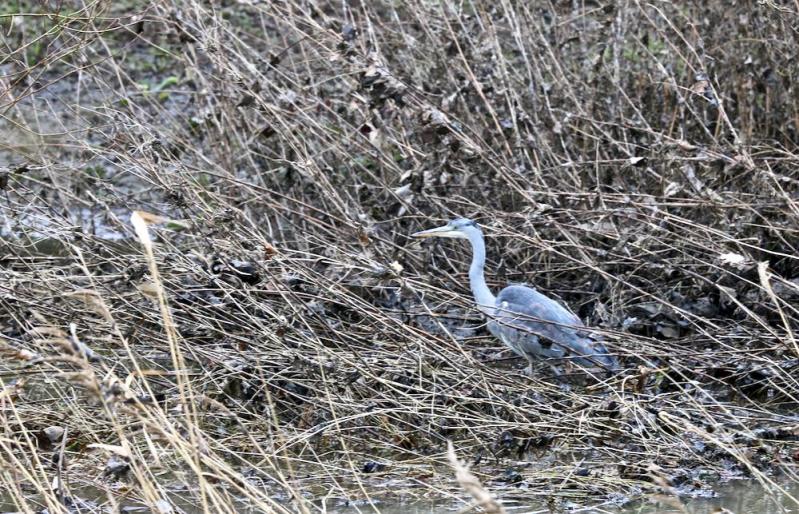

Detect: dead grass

[1,0,798,512]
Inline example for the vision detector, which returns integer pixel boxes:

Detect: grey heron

[412,218,618,375]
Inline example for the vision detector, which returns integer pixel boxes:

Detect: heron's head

[411,218,480,240]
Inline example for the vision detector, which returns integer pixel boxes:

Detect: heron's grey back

[490,285,611,366]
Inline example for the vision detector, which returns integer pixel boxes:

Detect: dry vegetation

[1,0,799,512]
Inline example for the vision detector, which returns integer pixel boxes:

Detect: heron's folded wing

[492,299,582,345]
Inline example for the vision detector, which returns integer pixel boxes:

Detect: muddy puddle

[1,206,132,243]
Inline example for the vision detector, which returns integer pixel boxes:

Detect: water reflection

[2,478,797,513]
[622,479,799,514]
[324,479,799,513]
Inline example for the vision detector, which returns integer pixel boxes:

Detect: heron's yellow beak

[411,224,460,239]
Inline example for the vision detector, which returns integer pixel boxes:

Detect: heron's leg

[523,359,535,377]
[523,360,568,380]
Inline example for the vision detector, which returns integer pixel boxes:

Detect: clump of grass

[1,0,798,512]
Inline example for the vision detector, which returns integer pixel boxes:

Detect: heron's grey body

[413,218,617,374]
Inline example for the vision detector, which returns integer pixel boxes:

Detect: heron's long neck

[466,229,495,312]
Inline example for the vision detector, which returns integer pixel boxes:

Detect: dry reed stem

[447,441,506,514]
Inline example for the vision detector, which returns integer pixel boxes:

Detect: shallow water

[2,478,798,513]
[622,479,799,514]
[324,479,799,513]
[0,205,131,242]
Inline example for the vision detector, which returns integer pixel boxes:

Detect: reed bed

[1,0,798,512]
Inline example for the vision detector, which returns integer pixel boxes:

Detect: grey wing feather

[489,285,616,368]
